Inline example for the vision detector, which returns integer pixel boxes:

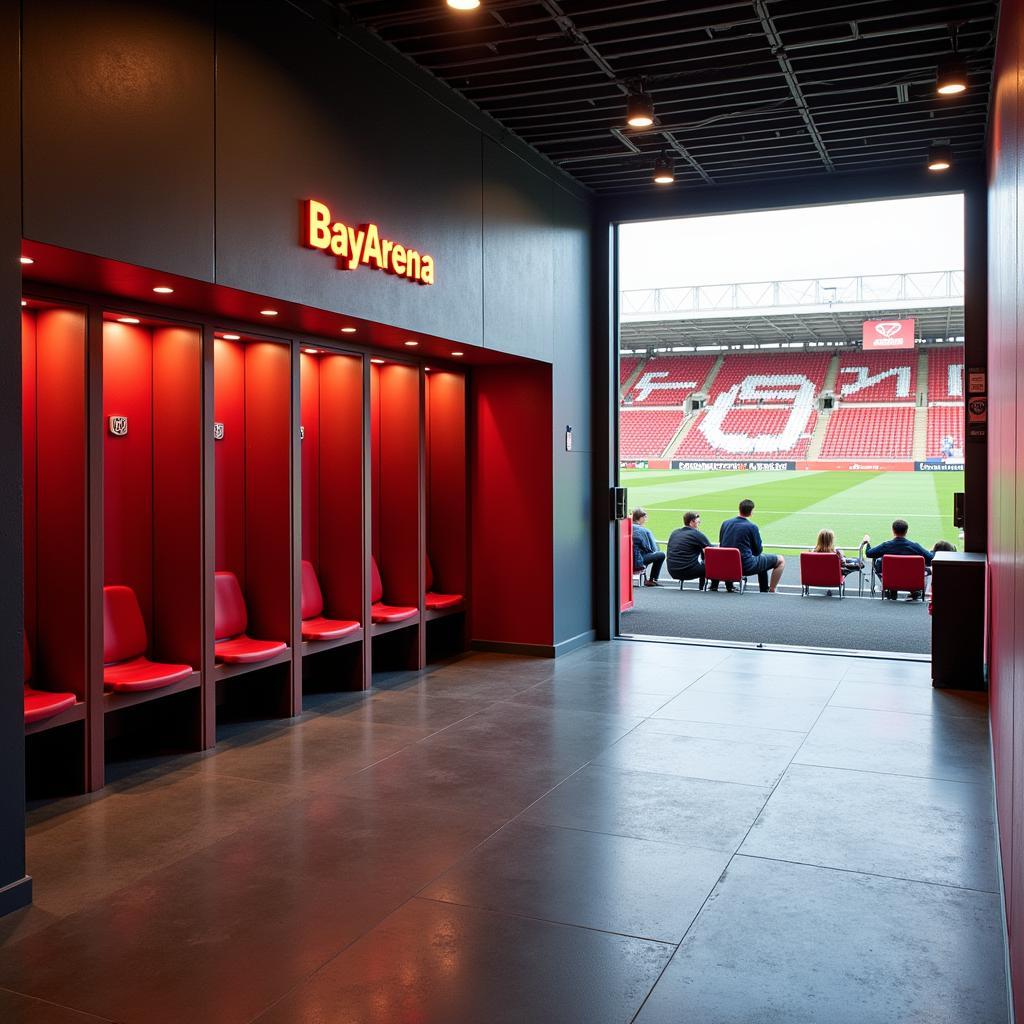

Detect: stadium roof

[333,0,996,195]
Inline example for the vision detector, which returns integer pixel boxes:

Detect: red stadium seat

[371,557,417,624]
[880,555,926,600]
[214,572,288,663]
[800,552,845,597]
[23,637,77,724]
[820,407,915,459]
[103,586,193,691]
[704,547,746,591]
[300,561,360,640]
[425,556,463,611]
[619,409,686,459]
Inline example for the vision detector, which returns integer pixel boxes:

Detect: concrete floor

[0,641,1006,1023]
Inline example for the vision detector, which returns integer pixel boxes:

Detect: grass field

[622,469,964,554]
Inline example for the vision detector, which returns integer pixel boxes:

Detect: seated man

[666,511,711,590]
[717,499,785,593]
[863,519,934,600]
[631,508,665,587]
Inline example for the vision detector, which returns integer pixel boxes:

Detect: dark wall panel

[215,0,483,346]
[22,0,215,280]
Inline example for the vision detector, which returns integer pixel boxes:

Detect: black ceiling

[328,0,997,195]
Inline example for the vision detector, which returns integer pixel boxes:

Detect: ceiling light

[450,351,464,357]
[404,340,419,347]
[221,333,241,340]
[19,256,33,265]
[117,316,140,324]
[653,153,675,185]
[626,90,654,129]
[447,0,481,9]
[259,309,278,316]
[340,326,357,333]
[927,144,952,172]
[424,367,431,372]
[304,348,319,354]
[153,285,173,294]
[20,299,27,307]
[370,358,386,365]
[936,56,968,96]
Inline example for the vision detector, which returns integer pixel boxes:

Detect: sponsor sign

[967,368,986,394]
[862,318,915,350]
[619,460,649,470]
[915,461,965,472]
[671,460,795,471]
[967,396,987,440]
[797,460,915,472]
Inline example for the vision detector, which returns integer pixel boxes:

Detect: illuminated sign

[862,318,915,350]
[302,199,435,286]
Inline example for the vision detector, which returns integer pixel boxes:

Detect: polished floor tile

[505,679,674,717]
[796,705,992,784]
[654,688,825,732]
[0,989,112,1023]
[631,716,808,753]
[829,677,989,718]
[634,856,1007,1024]
[315,690,493,734]
[254,898,674,1024]
[423,820,730,942]
[741,763,999,891]
[687,669,840,703]
[715,649,854,680]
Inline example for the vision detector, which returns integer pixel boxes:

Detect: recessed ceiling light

[451,351,464,357]
[117,316,141,324]
[370,358,386,365]
[340,326,357,334]
[927,143,953,172]
[447,0,481,9]
[404,340,419,347]
[19,256,33,265]
[221,333,241,340]
[424,366,431,371]
[304,348,320,354]
[626,89,654,129]
[20,299,27,307]
[259,309,278,316]
[153,285,173,294]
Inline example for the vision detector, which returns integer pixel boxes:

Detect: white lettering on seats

[948,363,964,398]
[699,374,815,454]
[839,365,911,398]
[632,371,698,403]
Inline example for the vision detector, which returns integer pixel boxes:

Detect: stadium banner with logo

[915,461,965,472]
[796,460,916,472]
[671,460,796,471]
[862,318,915,350]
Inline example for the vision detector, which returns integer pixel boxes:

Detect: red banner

[862,318,915,350]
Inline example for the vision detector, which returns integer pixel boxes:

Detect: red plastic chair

[214,572,288,663]
[880,555,926,601]
[300,561,360,640]
[103,586,193,691]
[23,635,77,724]
[704,547,746,592]
[371,557,418,624]
[800,552,845,598]
[425,555,463,611]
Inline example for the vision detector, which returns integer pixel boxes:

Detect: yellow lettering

[362,223,382,268]
[405,249,421,281]
[347,225,366,270]
[305,200,331,249]
[391,243,406,276]
[330,223,348,258]
[381,238,394,268]
[420,254,434,286]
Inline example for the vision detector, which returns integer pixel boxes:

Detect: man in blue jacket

[864,520,934,600]
[632,508,665,586]
[716,499,786,593]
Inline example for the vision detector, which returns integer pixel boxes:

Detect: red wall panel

[427,371,466,597]
[300,353,320,566]
[214,338,246,582]
[470,363,553,647]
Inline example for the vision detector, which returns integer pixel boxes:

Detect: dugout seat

[214,571,288,663]
[23,636,77,724]
[800,552,845,598]
[425,556,463,611]
[371,557,418,624]
[879,555,926,601]
[704,547,747,592]
[103,586,193,692]
[301,560,360,640]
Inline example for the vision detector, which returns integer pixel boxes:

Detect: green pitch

[622,469,964,554]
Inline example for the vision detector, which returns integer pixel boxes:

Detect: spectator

[863,519,934,600]
[813,528,864,578]
[932,539,957,553]
[666,511,711,590]
[632,508,665,587]
[717,499,785,593]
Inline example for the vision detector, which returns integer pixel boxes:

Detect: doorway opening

[617,195,966,657]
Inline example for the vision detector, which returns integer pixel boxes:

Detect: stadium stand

[835,350,917,402]
[820,406,915,458]
[707,352,830,403]
[620,355,641,390]
[675,408,817,459]
[927,346,965,403]
[620,409,685,458]
[926,404,964,458]
[626,354,716,405]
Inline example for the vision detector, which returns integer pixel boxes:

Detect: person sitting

[717,499,785,593]
[863,519,934,600]
[932,539,957,553]
[666,511,711,590]
[631,508,665,587]
[813,528,864,578]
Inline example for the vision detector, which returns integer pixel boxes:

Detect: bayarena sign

[302,199,435,285]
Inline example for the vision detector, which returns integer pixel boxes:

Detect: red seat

[214,572,288,663]
[704,547,746,591]
[425,556,462,611]
[800,552,844,597]
[880,555,926,599]
[371,557,417,624]
[23,637,76,724]
[301,560,360,640]
[103,586,193,692]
